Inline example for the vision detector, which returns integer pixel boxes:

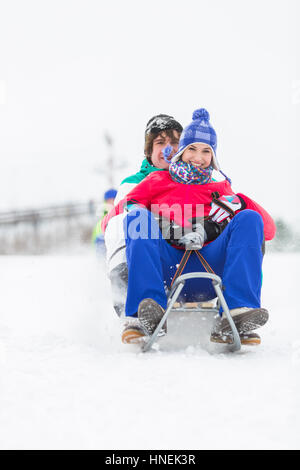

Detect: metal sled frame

[142,271,241,353]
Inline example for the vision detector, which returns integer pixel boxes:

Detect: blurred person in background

[92,188,117,251]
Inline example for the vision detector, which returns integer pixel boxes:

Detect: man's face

[150,131,180,169]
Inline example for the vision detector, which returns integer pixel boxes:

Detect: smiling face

[181,142,213,168]
[147,130,180,170]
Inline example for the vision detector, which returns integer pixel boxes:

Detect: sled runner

[142,250,242,353]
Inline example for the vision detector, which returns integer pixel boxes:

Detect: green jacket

[120,158,164,185]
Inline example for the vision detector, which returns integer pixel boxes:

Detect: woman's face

[151,131,180,169]
[181,143,213,168]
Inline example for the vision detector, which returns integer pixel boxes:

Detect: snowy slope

[0,250,299,450]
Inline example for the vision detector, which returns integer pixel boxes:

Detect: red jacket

[102,171,276,241]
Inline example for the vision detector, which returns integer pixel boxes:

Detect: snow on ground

[0,250,299,450]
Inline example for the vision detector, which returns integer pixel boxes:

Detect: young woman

[102,109,276,345]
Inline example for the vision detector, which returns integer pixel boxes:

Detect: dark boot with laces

[121,317,146,344]
[138,298,166,337]
[210,307,269,345]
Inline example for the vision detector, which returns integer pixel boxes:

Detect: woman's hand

[209,195,245,223]
[178,224,207,250]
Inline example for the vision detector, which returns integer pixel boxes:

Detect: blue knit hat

[172,108,220,169]
[104,188,117,200]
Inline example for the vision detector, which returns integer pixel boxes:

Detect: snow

[0,250,299,450]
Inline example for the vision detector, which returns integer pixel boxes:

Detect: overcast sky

[0,0,299,221]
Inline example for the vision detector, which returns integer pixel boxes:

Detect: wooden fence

[0,200,101,254]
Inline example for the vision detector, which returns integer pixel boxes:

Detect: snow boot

[138,298,167,337]
[210,307,268,344]
[121,317,146,344]
[210,331,261,346]
[122,299,166,344]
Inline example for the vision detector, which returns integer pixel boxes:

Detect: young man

[104,114,183,316]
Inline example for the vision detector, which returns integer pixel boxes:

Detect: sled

[142,250,241,353]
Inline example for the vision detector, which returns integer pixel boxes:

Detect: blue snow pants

[124,208,264,317]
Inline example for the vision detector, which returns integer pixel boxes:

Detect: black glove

[155,215,227,247]
[204,219,228,242]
